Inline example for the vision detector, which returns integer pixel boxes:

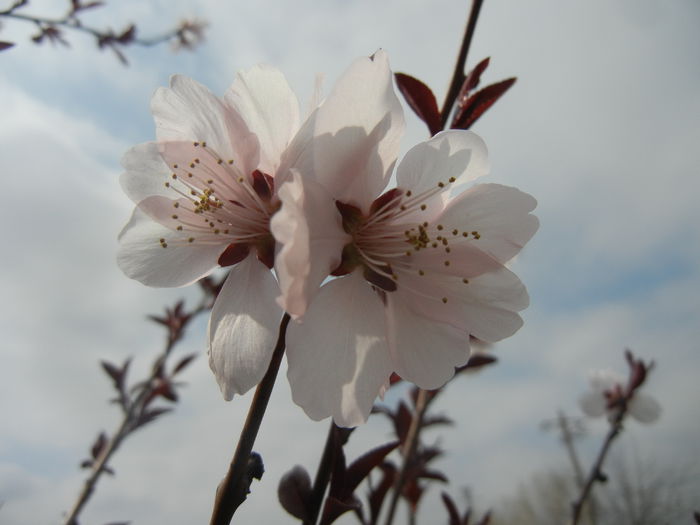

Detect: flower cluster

[118,51,538,427]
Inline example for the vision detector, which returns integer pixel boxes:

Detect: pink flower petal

[151,75,260,175]
[289,50,404,209]
[120,142,172,203]
[272,171,349,319]
[224,64,300,176]
[384,292,470,389]
[117,208,223,287]
[395,130,489,219]
[629,392,661,423]
[286,272,392,427]
[208,255,283,399]
[437,183,538,263]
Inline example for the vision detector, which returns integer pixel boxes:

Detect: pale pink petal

[589,369,622,392]
[272,171,349,319]
[151,75,260,174]
[579,390,607,418]
[208,255,283,399]
[629,393,661,423]
[384,291,469,389]
[224,65,300,175]
[395,130,489,219]
[455,266,529,341]
[289,50,404,209]
[117,208,223,287]
[120,142,172,203]
[286,272,392,427]
[436,183,538,263]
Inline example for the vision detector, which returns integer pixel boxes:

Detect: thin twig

[570,409,625,525]
[209,313,292,525]
[440,0,485,128]
[62,295,213,525]
[382,388,429,525]
[304,422,338,525]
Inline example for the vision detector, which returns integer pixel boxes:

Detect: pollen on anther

[420,204,427,210]
[217,159,223,165]
[446,247,451,253]
[173,202,179,208]
[228,159,234,165]
[164,182,170,188]
[442,297,448,304]
[406,190,412,197]
[207,179,213,184]
[173,164,179,169]
[452,229,459,236]
[437,225,444,231]
[438,182,445,188]
[159,238,165,243]
[189,163,195,169]
[172,214,178,219]
[194,158,200,164]
[449,177,456,183]
[418,269,425,276]
[462,232,469,237]
[188,237,194,243]
[160,242,168,248]
[176,226,183,231]
[462,278,469,284]
[444,260,450,266]
[400,205,406,211]
[171,174,177,180]
[201,141,207,147]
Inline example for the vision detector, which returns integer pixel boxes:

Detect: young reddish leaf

[395,401,413,443]
[451,78,516,130]
[117,24,136,44]
[422,414,454,428]
[278,465,313,521]
[172,353,197,375]
[344,440,399,494]
[463,57,490,92]
[133,407,172,431]
[91,432,109,459]
[320,495,362,525]
[458,353,497,372]
[368,462,397,524]
[441,492,461,525]
[395,73,442,136]
[0,42,15,51]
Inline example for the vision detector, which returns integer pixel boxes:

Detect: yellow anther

[193,141,199,147]
[462,278,469,284]
[442,297,448,304]
[188,237,194,243]
[189,163,195,168]
[228,159,234,165]
[172,214,178,219]
[171,173,177,179]
[444,260,450,266]
[173,202,179,208]
[462,232,469,237]
[452,229,459,236]
[438,182,445,188]
[406,190,412,197]
[194,158,200,164]
[201,141,207,147]
[420,204,427,210]
[449,177,456,183]
[164,182,170,188]
[437,225,444,231]
[418,270,425,276]
[176,226,183,231]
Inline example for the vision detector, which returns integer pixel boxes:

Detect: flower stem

[570,409,625,525]
[209,313,292,525]
[440,0,485,128]
[304,421,338,525]
[382,388,429,525]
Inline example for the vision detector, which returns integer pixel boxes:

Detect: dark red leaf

[133,408,172,430]
[0,42,15,51]
[80,459,93,469]
[451,78,516,130]
[395,73,442,136]
[457,353,497,373]
[278,465,313,521]
[694,511,700,524]
[442,492,461,525]
[320,495,362,525]
[117,24,136,44]
[368,462,396,524]
[172,353,197,375]
[395,401,413,443]
[91,432,109,459]
[463,57,490,93]
[101,359,130,391]
[345,441,399,494]
[422,414,453,428]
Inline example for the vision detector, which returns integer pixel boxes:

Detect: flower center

[333,176,481,297]
[156,141,278,268]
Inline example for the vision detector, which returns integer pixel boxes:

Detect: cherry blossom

[272,56,538,426]
[579,369,661,423]
[117,63,315,400]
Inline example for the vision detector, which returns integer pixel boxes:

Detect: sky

[1,0,699,523]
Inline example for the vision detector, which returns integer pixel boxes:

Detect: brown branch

[209,313,292,525]
[440,0,485,128]
[570,409,625,525]
[304,422,339,525]
[382,388,429,525]
[62,291,214,525]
